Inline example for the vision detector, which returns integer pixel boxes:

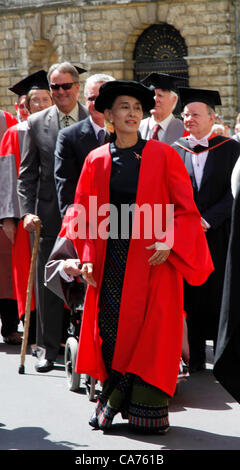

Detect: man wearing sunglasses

[54,73,115,219]
[17,62,88,373]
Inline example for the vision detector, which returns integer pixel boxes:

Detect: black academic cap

[178,87,222,110]
[95,80,155,114]
[73,65,87,75]
[9,69,49,96]
[141,72,183,92]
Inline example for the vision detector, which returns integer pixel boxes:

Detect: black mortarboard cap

[95,80,155,113]
[9,69,49,96]
[178,87,222,110]
[141,72,183,92]
[73,65,87,75]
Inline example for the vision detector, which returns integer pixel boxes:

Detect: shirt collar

[187,129,213,148]
[89,115,105,138]
[58,103,79,123]
[149,113,173,131]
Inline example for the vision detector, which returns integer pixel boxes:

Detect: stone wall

[0,0,239,128]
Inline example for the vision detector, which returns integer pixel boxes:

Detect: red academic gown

[0,123,35,317]
[60,140,214,397]
[0,111,18,300]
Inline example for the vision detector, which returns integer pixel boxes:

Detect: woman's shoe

[89,411,99,429]
[88,399,106,429]
[97,404,118,430]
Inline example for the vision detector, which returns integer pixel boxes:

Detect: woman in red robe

[57,80,214,434]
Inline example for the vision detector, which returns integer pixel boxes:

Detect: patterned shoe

[97,403,119,430]
[89,398,106,429]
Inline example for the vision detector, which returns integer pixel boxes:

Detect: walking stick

[18,218,41,374]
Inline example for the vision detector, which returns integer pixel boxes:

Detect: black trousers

[184,280,219,369]
[0,299,19,337]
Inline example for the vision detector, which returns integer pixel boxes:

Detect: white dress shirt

[148,114,174,140]
[186,129,213,190]
[89,115,105,140]
[186,129,214,229]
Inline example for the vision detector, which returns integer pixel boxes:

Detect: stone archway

[134,23,189,85]
[28,39,58,73]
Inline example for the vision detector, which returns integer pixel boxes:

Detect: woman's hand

[146,242,171,265]
[80,262,97,287]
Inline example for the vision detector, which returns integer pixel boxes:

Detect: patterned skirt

[97,238,169,433]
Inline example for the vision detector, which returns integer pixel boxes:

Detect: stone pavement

[0,333,239,458]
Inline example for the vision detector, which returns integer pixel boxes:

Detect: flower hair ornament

[104,119,115,134]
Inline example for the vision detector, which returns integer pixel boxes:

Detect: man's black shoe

[35,359,54,373]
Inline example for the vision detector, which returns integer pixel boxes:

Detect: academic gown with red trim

[171,135,240,343]
[61,140,214,397]
[0,111,18,301]
[0,110,18,140]
[0,122,35,317]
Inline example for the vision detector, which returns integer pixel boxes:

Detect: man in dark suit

[17,62,88,372]
[171,87,240,373]
[54,73,115,219]
[139,73,185,144]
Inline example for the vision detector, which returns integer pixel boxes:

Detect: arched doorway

[134,23,189,86]
[28,39,58,73]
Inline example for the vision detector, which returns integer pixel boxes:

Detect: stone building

[0,0,240,128]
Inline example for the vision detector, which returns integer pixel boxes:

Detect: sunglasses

[50,82,78,91]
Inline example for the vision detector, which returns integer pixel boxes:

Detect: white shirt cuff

[202,218,211,229]
[59,260,75,282]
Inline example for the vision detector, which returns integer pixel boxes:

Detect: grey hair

[207,105,216,116]
[84,73,115,97]
[47,62,80,83]
[170,90,178,111]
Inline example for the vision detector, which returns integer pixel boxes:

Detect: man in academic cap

[9,72,32,123]
[171,87,240,372]
[14,95,29,123]
[0,104,19,344]
[17,62,88,372]
[0,69,53,350]
[139,72,185,144]
[0,78,29,345]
